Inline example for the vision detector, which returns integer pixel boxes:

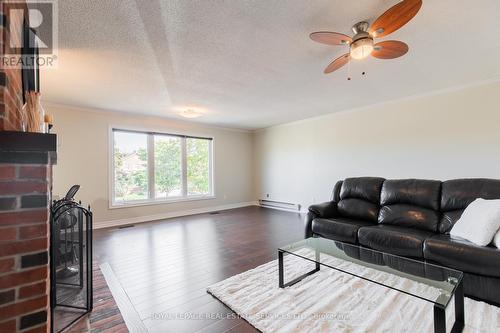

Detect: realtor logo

[1,0,58,68]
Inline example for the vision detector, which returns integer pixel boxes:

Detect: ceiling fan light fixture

[350,37,374,60]
[309,0,422,74]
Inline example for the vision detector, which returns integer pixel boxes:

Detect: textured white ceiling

[41,0,500,130]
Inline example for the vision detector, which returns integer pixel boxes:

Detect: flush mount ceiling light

[309,0,422,74]
[180,109,203,119]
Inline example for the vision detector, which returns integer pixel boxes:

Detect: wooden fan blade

[310,32,352,46]
[371,41,409,59]
[324,53,350,74]
[369,0,422,38]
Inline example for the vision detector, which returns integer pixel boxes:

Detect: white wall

[253,80,500,211]
[47,80,500,227]
[47,104,255,228]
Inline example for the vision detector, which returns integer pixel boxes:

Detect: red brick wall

[0,3,52,330]
[0,1,27,131]
[0,164,50,332]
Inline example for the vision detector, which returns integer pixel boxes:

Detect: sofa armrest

[308,201,338,218]
[304,201,338,238]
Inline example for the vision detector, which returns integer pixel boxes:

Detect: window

[112,129,213,206]
[154,135,182,199]
[113,131,149,203]
[187,138,210,196]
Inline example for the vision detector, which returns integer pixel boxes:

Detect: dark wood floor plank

[93,206,303,333]
[100,263,148,332]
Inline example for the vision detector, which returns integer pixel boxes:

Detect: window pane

[187,138,211,196]
[113,131,148,203]
[154,135,182,199]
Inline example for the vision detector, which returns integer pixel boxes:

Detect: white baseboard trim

[94,201,259,229]
[257,204,308,214]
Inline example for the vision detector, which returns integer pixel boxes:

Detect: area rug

[207,250,500,333]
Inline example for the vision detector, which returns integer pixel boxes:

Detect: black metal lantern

[50,185,93,333]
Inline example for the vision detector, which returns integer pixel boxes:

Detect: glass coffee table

[278,237,464,333]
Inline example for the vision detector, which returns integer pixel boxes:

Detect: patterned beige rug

[207,251,500,332]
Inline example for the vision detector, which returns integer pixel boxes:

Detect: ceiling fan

[310,0,422,74]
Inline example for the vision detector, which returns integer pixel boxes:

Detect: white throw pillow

[450,198,500,246]
[493,229,500,248]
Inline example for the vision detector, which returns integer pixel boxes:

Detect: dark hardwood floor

[93,206,304,333]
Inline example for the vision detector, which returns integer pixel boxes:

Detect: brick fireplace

[0,132,56,332]
[0,1,57,331]
[0,0,27,131]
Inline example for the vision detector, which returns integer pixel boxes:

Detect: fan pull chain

[360,59,366,78]
[347,59,352,81]
[361,61,367,78]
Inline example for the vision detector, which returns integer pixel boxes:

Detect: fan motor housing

[352,31,372,43]
[352,21,370,35]
[351,21,373,46]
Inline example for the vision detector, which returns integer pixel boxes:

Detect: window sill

[109,195,216,209]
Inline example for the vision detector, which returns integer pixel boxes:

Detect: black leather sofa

[305,177,500,305]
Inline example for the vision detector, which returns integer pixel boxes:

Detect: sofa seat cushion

[311,218,374,243]
[378,204,440,232]
[358,225,434,258]
[423,234,500,278]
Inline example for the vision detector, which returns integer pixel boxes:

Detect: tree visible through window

[112,129,213,205]
[187,138,210,196]
[113,131,148,203]
[155,135,182,199]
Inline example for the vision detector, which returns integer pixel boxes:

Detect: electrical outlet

[266,193,270,198]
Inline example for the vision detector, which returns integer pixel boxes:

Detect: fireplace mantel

[0,131,57,163]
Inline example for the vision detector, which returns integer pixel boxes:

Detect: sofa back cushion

[337,177,385,222]
[332,180,343,202]
[378,179,441,232]
[440,179,500,233]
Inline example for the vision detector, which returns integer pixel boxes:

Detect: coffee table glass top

[279,237,463,308]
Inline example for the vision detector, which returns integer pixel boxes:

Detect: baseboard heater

[259,199,301,212]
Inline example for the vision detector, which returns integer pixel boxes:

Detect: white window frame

[109,127,215,208]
